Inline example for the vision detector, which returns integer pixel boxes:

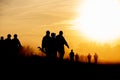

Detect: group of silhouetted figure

[87,53,98,64]
[0,34,22,60]
[39,30,98,64]
[69,49,98,64]
[39,30,69,62]
[0,31,98,64]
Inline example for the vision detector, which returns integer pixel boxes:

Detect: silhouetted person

[56,31,69,61]
[75,53,79,62]
[69,49,74,62]
[4,34,12,57]
[12,34,22,57]
[87,53,91,63]
[0,36,5,57]
[42,30,51,60]
[50,33,57,62]
[94,53,98,64]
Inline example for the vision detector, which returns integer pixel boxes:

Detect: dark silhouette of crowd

[40,30,69,62]
[0,31,99,65]
[0,34,22,60]
[1,31,117,79]
[39,30,99,64]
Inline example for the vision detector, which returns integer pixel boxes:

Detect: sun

[74,0,120,43]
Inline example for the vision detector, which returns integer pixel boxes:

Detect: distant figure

[75,53,79,62]
[94,53,98,64]
[0,36,5,57]
[56,31,69,61]
[4,34,12,56]
[69,49,74,62]
[12,34,22,57]
[87,53,92,63]
[41,30,51,59]
[50,33,57,61]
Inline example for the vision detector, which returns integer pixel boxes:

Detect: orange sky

[0,0,120,63]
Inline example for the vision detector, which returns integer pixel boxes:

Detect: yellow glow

[74,0,120,43]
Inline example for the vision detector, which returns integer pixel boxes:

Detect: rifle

[37,46,46,53]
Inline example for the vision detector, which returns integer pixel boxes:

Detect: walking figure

[56,31,69,61]
[75,53,79,62]
[50,33,57,61]
[94,53,98,64]
[0,36,5,57]
[87,53,92,63]
[4,34,12,56]
[41,30,51,60]
[12,34,22,57]
[69,49,74,62]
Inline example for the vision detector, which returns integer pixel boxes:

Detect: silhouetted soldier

[12,34,22,57]
[69,49,74,62]
[94,53,98,64]
[42,30,51,60]
[0,36,5,57]
[50,33,57,62]
[56,31,69,61]
[75,53,79,62]
[87,53,91,63]
[4,34,12,57]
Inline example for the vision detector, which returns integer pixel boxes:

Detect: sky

[0,0,81,46]
[0,0,120,63]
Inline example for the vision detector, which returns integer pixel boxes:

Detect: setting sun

[74,0,120,43]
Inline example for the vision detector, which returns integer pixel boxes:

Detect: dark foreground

[1,55,120,79]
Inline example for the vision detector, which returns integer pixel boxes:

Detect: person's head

[14,34,18,38]
[7,34,11,39]
[88,53,91,56]
[46,30,50,36]
[59,31,63,36]
[51,33,56,38]
[71,49,73,52]
[1,36,4,40]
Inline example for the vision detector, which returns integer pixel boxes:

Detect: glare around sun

[74,0,120,43]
